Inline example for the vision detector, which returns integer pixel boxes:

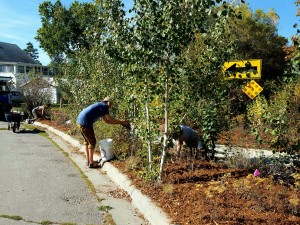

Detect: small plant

[203,174,231,221]
[137,166,160,182]
[225,153,253,169]
[289,196,299,215]
[162,183,174,195]
[292,173,300,190]
[205,180,226,198]
[60,223,77,225]
[287,173,300,214]
[201,101,219,159]
[40,221,54,225]
[98,205,113,212]
[124,156,142,172]
[0,214,22,221]
[205,173,231,198]
[230,114,246,129]
[61,223,77,225]
[246,95,269,144]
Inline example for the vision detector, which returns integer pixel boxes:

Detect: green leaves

[41,0,245,179]
[36,0,98,59]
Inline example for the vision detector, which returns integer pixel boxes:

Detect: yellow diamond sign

[243,80,263,99]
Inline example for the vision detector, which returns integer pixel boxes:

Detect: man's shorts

[32,109,38,119]
[78,124,96,149]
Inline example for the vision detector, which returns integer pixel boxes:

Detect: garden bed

[113,159,299,225]
[38,118,300,225]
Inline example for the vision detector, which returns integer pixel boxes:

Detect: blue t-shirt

[76,102,109,128]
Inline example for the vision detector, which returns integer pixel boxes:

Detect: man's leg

[85,144,89,165]
[88,148,95,165]
[79,125,99,168]
[28,109,38,123]
[79,125,94,166]
[177,138,183,159]
[83,127,98,167]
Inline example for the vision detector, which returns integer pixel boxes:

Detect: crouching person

[30,104,51,122]
[174,125,199,158]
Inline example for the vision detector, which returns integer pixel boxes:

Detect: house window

[0,65,5,73]
[42,67,49,76]
[26,66,34,74]
[35,66,42,74]
[0,64,13,73]
[17,66,25,73]
[6,65,13,72]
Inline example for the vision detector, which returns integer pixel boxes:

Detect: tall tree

[98,0,239,178]
[293,0,300,45]
[228,4,287,83]
[220,4,288,117]
[23,42,40,64]
[285,0,300,83]
[36,0,98,59]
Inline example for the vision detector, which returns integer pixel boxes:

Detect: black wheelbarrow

[5,112,23,132]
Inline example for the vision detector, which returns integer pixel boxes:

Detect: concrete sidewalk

[34,122,171,225]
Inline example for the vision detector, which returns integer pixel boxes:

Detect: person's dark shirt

[76,102,109,128]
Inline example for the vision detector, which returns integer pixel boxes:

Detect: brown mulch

[38,119,300,225]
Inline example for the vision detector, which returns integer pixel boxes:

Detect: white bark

[159,71,169,180]
[145,74,152,170]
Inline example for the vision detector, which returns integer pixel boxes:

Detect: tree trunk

[159,70,169,180]
[145,73,152,170]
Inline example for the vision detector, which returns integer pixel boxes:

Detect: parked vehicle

[0,77,12,117]
[11,91,25,106]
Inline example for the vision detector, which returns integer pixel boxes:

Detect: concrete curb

[34,122,171,225]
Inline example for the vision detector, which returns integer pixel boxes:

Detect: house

[0,41,59,103]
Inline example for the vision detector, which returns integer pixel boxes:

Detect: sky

[0,0,299,66]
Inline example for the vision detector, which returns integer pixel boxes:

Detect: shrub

[246,95,269,144]
[246,78,300,153]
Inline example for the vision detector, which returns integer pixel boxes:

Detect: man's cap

[103,96,114,102]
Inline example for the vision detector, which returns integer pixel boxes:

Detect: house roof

[0,42,39,64]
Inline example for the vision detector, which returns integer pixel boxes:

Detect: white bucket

[99,138,114,161]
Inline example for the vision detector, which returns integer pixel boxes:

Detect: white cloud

[0,33,23,42]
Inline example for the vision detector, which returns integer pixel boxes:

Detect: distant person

[31,104,50,121]
[76,97,130,169]
[174,125,199,157]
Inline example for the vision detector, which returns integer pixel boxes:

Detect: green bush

[246,95,269,144]
[246,77,300,153]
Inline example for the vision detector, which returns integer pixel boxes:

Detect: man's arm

[101,114,130,126]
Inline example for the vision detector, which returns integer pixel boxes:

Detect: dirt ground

[38,119,300,225]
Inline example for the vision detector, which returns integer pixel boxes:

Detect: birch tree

[98,0,239,179]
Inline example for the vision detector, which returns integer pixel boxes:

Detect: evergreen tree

[23,42,40,64]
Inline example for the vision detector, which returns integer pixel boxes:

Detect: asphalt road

[0,121,103,225]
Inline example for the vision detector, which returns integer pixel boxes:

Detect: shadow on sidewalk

[18,128,46,134]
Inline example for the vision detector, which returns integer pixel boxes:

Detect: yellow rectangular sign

[222,59,262,79]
